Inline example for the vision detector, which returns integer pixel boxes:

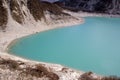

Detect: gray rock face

[64,0,120,14]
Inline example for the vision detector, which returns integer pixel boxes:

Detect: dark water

[9,17,120,76]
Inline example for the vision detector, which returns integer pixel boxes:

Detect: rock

[63,0,120,14]
[0,0,8,30]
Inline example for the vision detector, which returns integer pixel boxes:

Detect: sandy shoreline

[0,18,84,52]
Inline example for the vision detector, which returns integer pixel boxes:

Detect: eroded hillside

[0,0,70,30]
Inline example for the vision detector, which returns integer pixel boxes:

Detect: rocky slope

[63,0,120,14]
[0,0,72,30]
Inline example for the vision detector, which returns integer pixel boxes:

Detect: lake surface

[9,17,120,76]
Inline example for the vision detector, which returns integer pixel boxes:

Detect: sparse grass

[27,0,72,22]
[20,64,59,80]
[0,58,21,70]
[79,72,98,80]
[101,76,120,80]
[27,0,45,21]
[0,57,59,80]
[79,72,120,80]
[10,0,24,24]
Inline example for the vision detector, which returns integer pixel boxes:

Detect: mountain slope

[0,0,71,30]
[64,0,120,14]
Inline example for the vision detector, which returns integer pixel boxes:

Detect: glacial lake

[9,17,120,76]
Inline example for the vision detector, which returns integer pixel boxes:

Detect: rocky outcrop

[0,0,8,30]
[27,0,65,21]
[63,0,120,14]
[10,0,24,24]
[27,0,45,21]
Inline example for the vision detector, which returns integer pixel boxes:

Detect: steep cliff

[64,0,120,14]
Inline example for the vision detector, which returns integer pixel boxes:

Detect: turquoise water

[9,17,120,76]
